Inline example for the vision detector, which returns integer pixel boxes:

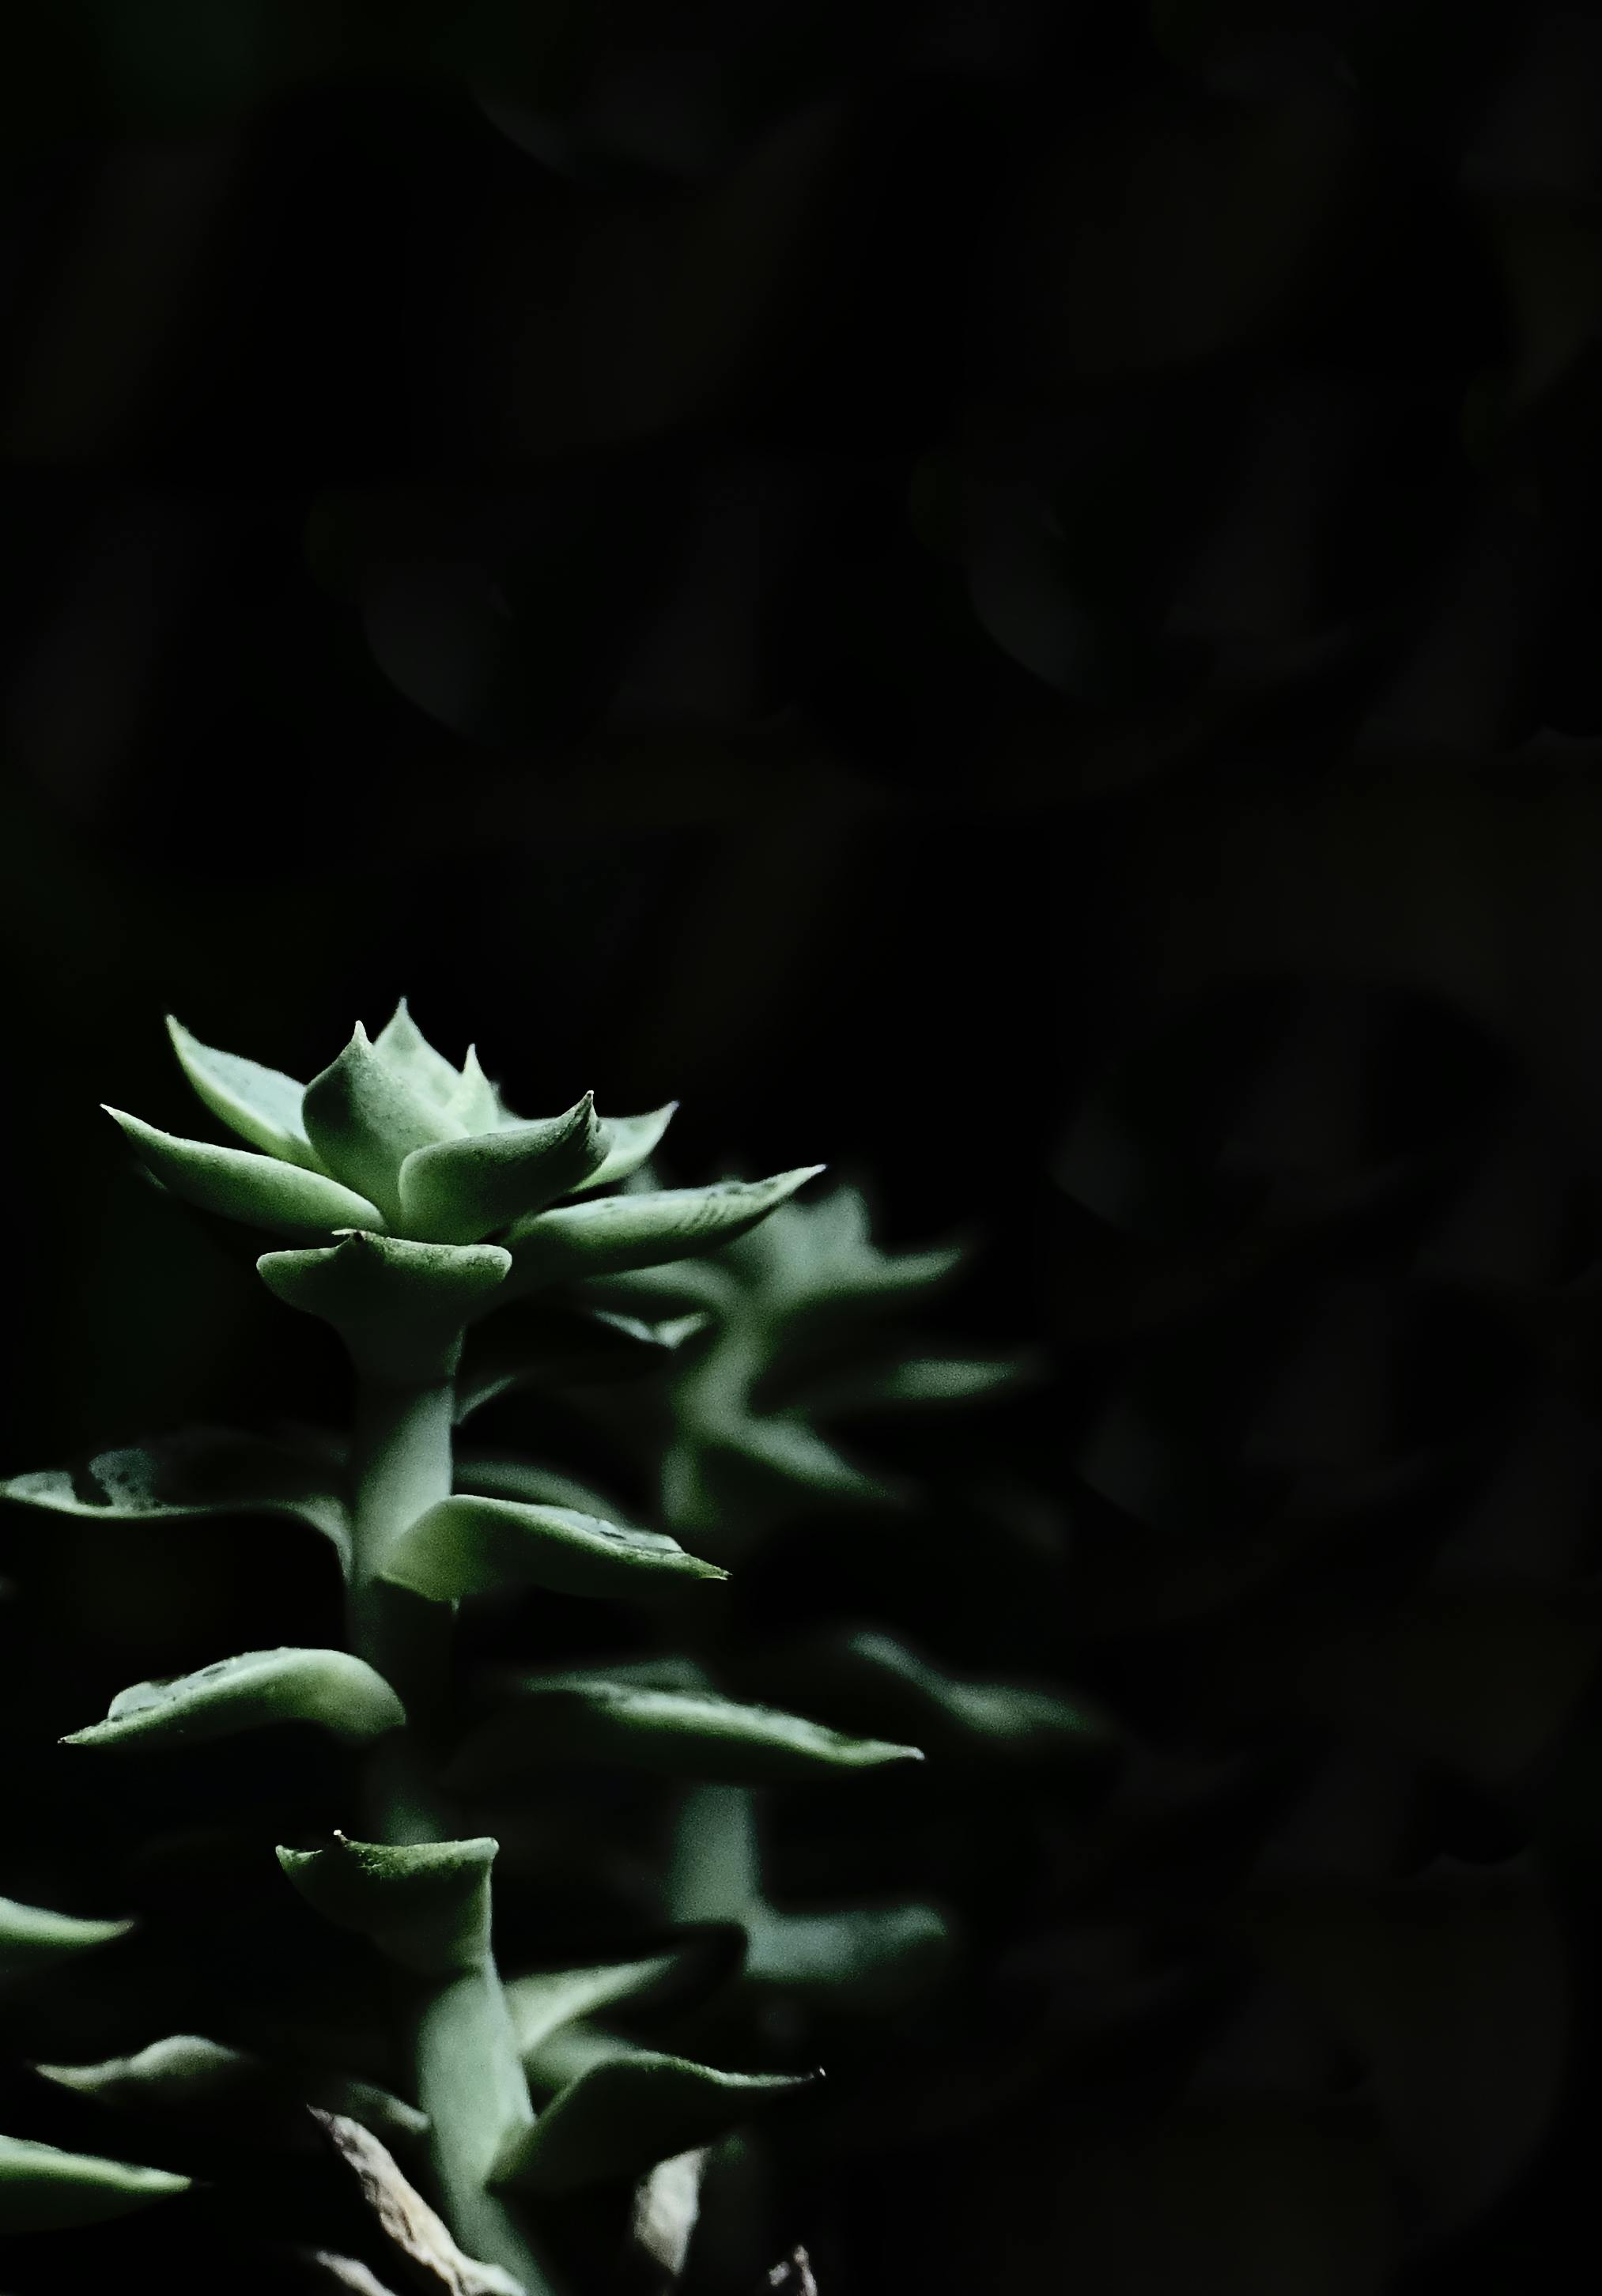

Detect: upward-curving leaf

[568,1105,680,1193]
[451,1678,924,1787]
[259,1232,510,1383]
[399,1094,608,1244]
[105,1108,385,1241]
[372,1001,463,1115]
[493,2053,814,2196]
[32,2034,429,2147]
[278,1833,496,1976]
[0,2133,190,2231]
[0,1895,132,1981]
[166,1017,318,1168]
[501,1169,826,1294]
[302,1025,467,1226]
[63,1649,405,1751]
[379,1494,727,1604]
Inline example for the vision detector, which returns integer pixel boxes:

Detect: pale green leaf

[372,1001,462,1113]
[380,1494,727,1604]
[0,2133,190,2231]
[452,1679,923,1787]
[399,1094,607,1244]
[259,1232,510,1383]
[303,1025,467,1226]
[166,1016,318,1168]
[63,1649,405,1751]
[569,1105,680,1193]
[502,1169,826,1294]
[493,2052,813,2196]
[0,1429,351,1569]
[444,1046,501,1135]
[106,1108,384,1241]
[795,1354,1036,1416]
[505,1946,721,2063]
[278,1833,496,1977]
[0,1895,131,1980]
[32,2035,428,2145]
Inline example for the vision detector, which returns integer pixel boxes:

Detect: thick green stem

[349,1372,549,2292]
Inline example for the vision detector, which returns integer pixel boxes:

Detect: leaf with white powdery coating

[399,1093,607,1243]
[0,1895,132,1980]
[505,1933,744,2062]
[568,1103,679,1192]
[0,1429,351,1569]
[32,2034,429,2147]
[62,1648,405,1750]
[380,1494,727,1604]
[452,1679,923,1786]
[166,1016,319,1168]
[372,1000,463,1115]
[303,1025,467,1226]
[0,2133,190,2231]
[493,2052,814,2196]
[501,1168,826,1293]
[105,1108,385,1240]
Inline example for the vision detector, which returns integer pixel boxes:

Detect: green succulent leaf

[0,2133,191,2231]
[165,1016,318,1169]
[569,1105,680,1193]
[452,1679,924,1787]
[0,1895,133,1980]
[455,1303,708,1420]
[258,1232,511,1383]
[444,1045,502,1135]
[63,1649,405,1751]
[493,2052,814,2196]
[372,1001,463,1115]
[795,1354,1037,1416]
[32,2035,429,2146]
[380,1494,727,1604]
[303,1025,467,1226]
[399,1093,607,1244]
[505,1933,743,2064]
[501,1169,826,1295]
[0,1430,351,1569]
[105,1108,385,1241]
[278,1833,496,1976]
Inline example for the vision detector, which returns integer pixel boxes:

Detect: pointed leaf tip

[62,1648,405,1751]
[0,2133,191,2231]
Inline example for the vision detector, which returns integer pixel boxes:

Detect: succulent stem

[349,1369,550,2294]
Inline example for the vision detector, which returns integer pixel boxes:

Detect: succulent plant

[1,1006,929,2292]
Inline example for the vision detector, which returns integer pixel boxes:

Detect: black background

[8,4,1602,2290]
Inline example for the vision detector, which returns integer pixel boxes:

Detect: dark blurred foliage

[9,0,1602,2289]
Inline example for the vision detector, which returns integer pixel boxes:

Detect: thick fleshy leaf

[569,1105,680,1193]
[506,1933,744,2063]
[444,1046,501,1135]
[105,1108,385,1240]
[0,1429,351,1569]
[452,1679,924,1787]
[725,1188,965,1312]
[795,1355,1034,1416]
[63,1649,405,1751]
[259,1233,511,1383]
[166,1016,318,1168]
[33,2034,428,2146]
[399,1094,608,1244]
[0,1895,131,1980]
[278,1833,496,1976]
[455,1302,708,1420]
[501,1169,826,1294]
[302,1025,467,1225]
[380,1494,727,1603]
[372,1001,463,1115]
[0,2133,190,2230]
[493,2052,814,2196]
